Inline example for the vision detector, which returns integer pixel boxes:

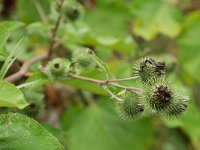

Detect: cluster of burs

[45,48,97,80]
[117,57,189,120]
[45,49,189,120]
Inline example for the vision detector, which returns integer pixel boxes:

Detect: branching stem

[69,73,143,95]
[48,0,65,58]
[5,53,48,83]
[101,85,123,102]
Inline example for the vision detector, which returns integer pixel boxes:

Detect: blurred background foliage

[0,0,200,149]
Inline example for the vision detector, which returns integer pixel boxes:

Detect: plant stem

[101,85,123,102]
[5,53,48,83]
[69,73,142,94]
[48,0,64,58]
[108,76,137,82]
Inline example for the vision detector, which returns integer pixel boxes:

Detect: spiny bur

[46,58,71,81]
[132,57,165,84]
[66,7,80,21]
[72,48,95,73]
[162,91,189,118]
[116,92,144,120]
[63,0,82,21]
[142,77,189,117]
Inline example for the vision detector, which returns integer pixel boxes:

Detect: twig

[48,0,65,58]
[69,73,142,94]
[5,53,48,83]
[108,76,137,82]
[107,82,142,93]
[69,73,137,84]
[101,85,123,102]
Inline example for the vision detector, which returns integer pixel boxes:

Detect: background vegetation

[0,0,200,149]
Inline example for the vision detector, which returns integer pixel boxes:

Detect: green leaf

[84,0,132,37]
[0,113,64,150]
[90,52,109,78]
[42,123,68,149]
[0,51,8,61]
[0,21,24,60]
[0,21,24,32]
[60,22,136,56]
[68,99,153,150]
[0,25,9,52]
[61,106,84,131]
[25,72,50,88]
[0,80,29,109]
[132,0,182,40]
[163,100,200,149]
[178,11,200,81]
[17,0,50,23]
[0,38,23,80]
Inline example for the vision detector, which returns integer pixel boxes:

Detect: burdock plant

[45,50,189,120]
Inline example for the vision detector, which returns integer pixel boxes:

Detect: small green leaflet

[89,48,109,78]
[0,80,29,109]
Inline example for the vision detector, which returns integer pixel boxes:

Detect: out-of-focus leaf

[0,113,64,150]
[0,51,8,61]
[20,72,49,116]
[90,52,109,78]
[0,21,24,60]
[42,123,68,149]
[132,0,182,40]
[26,22,49,45]
[84,0,131,37]
[0,24,9,52]
[163,101,200,149]
[0,81,29,109]
[61,106,84,130]
[17,0,50,23]
[26,72,50,87]
[162,75,200,148]
[68,98,153,150]
[0,38,23,79]
[178,11,200,81]
[60,22,136,56]
[107,59,131,78]
[0,21,24,32]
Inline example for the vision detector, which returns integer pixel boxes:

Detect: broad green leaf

[68,99,153,150]
[26,22,49,45]
[60,22,137,56]
[61,106,84,131]
[0,25,9,52]
[42,123,68,149]
[162,75,200,148]
[0,51,8,61]
[17,0,50,23]
[0,21,24,32]
[84,0,132,37]
[0,80,29,109]
[178,11,200,81]
[163,101,200,149]
[0,38,23,80]
[132,0,182,40]
[0,21,24,60]
[25,72,50,88]
[21,72,48,117]
[0,113,64,150]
